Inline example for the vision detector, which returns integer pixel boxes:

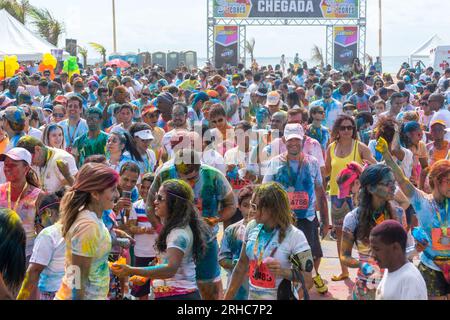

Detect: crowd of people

[0,58,449,301]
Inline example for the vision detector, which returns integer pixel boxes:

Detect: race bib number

[431,228,450,251]
[249,260,276,289]
[288,192,309,210]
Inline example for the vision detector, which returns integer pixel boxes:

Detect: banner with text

[213,0,359,19]
[214,26,239,68]
[333,26,358,71]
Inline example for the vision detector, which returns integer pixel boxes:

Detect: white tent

[0,9,69,61]
[409,34,443,64]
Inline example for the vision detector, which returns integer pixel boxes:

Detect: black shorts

[130,256,156,298]
[295,217,323,260]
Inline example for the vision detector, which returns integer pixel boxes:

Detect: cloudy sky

[26,0,450,59]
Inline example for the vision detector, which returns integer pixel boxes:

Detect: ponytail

[26,168,40,189]
[60,190,91,238]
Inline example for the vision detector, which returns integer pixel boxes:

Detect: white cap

[284,123,304,141]
[134,130,154,141]
[267,91,281,106]
[330,69,340,75]
[0,148,32,166]
[386,84,400,92]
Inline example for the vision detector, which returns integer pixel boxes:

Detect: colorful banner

[333,26,358,71]
[214,26,239,68]
[213,0,359,19]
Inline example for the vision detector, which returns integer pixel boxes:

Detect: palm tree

[311,45,324,69]
[0,0,32,24]
[77,46,88,68]
[89,42,107,64]
[245,38,256,65]
[29,7,64,46]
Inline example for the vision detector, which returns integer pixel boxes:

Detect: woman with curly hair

[224,182,314,300]
[340,164,400,300]
[112,179,210,300]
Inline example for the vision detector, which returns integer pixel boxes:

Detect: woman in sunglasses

[50,104,66,124]
[224,182,314,300]
[307,105,330,156]
[17,190,66,300]
[111,179,210,300]
[325,115,376,282]
[340,164,400,300]
[131,86,152,122]
[42,124,66,150]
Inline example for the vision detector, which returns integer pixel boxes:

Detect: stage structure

[207,0,367,71]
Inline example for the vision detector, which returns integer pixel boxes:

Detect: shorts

[418,263,450,297]
[195,238,222,283]
[296,217,323,260]
[331,196,353,228]
[130,256,156,298]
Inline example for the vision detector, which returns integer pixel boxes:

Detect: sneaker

[313,274,328,294]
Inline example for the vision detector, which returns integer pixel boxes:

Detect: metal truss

[326,25,334,67]
[239,25,247,66]
[213,18,361,26]
[207,0,368,69]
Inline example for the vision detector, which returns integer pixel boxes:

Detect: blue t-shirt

[219,219,249,300]
[263,154,322,220]
[310,98,343,130]
[410,189,450,271]
[306,125,330,152]
[154,164,233,237]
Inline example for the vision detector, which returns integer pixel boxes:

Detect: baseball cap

[237,82,248,89]
[256,87,268,97]
[142,105,160,116]
[53,95,68,105]
[430,119,446,128]
[3,106,26,125]
[337,162,364,199]
[0,147,32,166]
[386,84,400,92]
[134,129,154,141]
[267,91,281,106]
[284,123,304,141]
[330,69,340,75]
[0,96,15,108]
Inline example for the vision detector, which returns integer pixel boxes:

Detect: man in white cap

[266,91,285,117]
[263,123,330,295]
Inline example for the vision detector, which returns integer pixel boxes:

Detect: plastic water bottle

[361,263,375,277]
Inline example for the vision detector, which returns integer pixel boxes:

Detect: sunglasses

[314,110,325,115]
[420,102,428,106]
[142,93,151,97]
[339,125,355,132]
[53,113,65,118]
[379,180,396,188]
[156,194,166,202]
